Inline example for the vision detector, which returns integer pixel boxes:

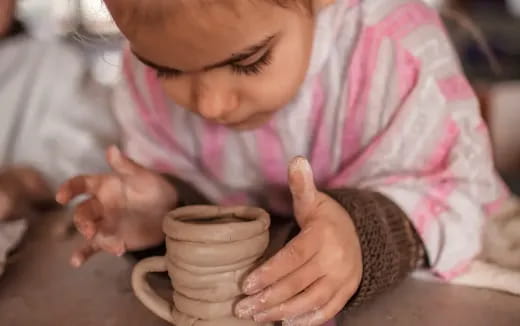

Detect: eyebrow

[133,34,276,74]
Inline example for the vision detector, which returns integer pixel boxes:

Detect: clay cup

[132,205,273,326]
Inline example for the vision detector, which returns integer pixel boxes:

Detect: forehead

[106,0,294,70]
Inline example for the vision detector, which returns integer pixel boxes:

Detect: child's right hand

[56,146,178,267]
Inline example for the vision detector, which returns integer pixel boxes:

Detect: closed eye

[156,49,273,79]
[136,34,277,80]
[230,49,272,76]
[156,68,183,79]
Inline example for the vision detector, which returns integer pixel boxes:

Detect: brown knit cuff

[325,188,425,309]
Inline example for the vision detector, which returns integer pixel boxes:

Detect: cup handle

[131,256,174,324]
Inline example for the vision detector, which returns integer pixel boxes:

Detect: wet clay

[132,206,273,326]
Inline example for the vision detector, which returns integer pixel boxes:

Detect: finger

[281,285,355,326]
[70,242,100,268]
[243,231,318,295]
[0,191,13,221]
[92,232,127,257]
[253,277,335,323]
[73,198,103,240]
[56,175,103,204]
[236,259,321,319]
[288,157,318,225]
[106,145,143,176]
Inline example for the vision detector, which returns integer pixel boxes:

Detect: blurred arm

[0,0,15,38]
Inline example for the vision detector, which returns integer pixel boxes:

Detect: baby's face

[106,0,317,130]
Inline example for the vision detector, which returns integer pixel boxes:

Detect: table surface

[1,213,519,326]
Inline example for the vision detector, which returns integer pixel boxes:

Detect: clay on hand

[132,205,274,326]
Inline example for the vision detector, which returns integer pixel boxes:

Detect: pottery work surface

[132,206,274,326]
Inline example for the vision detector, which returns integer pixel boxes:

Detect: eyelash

[155,50,272,79]
[156,69,182,79]
[230,50,272,76]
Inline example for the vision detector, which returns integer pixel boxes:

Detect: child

[56,0,509,324]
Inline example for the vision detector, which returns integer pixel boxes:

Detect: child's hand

[0,166,53,221]
[56,146,178,267]
[235,157,362,325]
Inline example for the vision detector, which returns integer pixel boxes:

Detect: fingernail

[70,255,83,268]
[282,311,323,326]
[281,319,294,326]
[253,311,269,323]
[55,192,65,204]
[282,317,301,326]
[111,146,121,158]
[79,223,94,240]
[243,275,260,295]
[235,300,256,319]
[116,242,127,257]
[290,156,311,173]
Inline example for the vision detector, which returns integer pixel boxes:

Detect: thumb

[288,156,318,226]
[106,146,144,176]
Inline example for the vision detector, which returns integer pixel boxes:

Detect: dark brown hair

[108,0,313,27]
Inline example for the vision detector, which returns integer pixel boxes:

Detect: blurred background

[441,0,520,193]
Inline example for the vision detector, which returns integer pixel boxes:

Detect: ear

[311,0,336,11]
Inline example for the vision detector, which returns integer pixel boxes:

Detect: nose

[193,78,239,121]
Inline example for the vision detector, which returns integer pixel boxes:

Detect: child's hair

[116,0,313,26]
[271,0,312,9]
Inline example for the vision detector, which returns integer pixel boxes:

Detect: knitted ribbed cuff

[325,188,425,308]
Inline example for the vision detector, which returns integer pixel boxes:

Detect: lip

[212,114,252,127]
[209,112,271,130]
[213,117,246,126]
[225,120,252,129]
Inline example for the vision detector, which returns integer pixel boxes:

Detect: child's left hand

[235,157,362,325]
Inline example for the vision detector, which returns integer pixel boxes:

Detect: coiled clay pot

[132,205,273,326]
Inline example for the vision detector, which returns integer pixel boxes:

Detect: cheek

[159,78,193,109]
[244,43,310,111]
[242,23,314,114]
[244,63,306,113]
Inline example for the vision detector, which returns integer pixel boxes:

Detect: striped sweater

[114,0,508,282]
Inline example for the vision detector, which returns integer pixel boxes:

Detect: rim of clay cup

[163,206,270,243]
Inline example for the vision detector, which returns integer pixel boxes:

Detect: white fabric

[0,219,27,278]
[0,36,118,191]
[0,36,117,279]
[16,0,119,38]
[451,261,520,296]
[415,196,520,296]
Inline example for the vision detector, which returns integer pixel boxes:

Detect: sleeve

[327,3,509,285]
